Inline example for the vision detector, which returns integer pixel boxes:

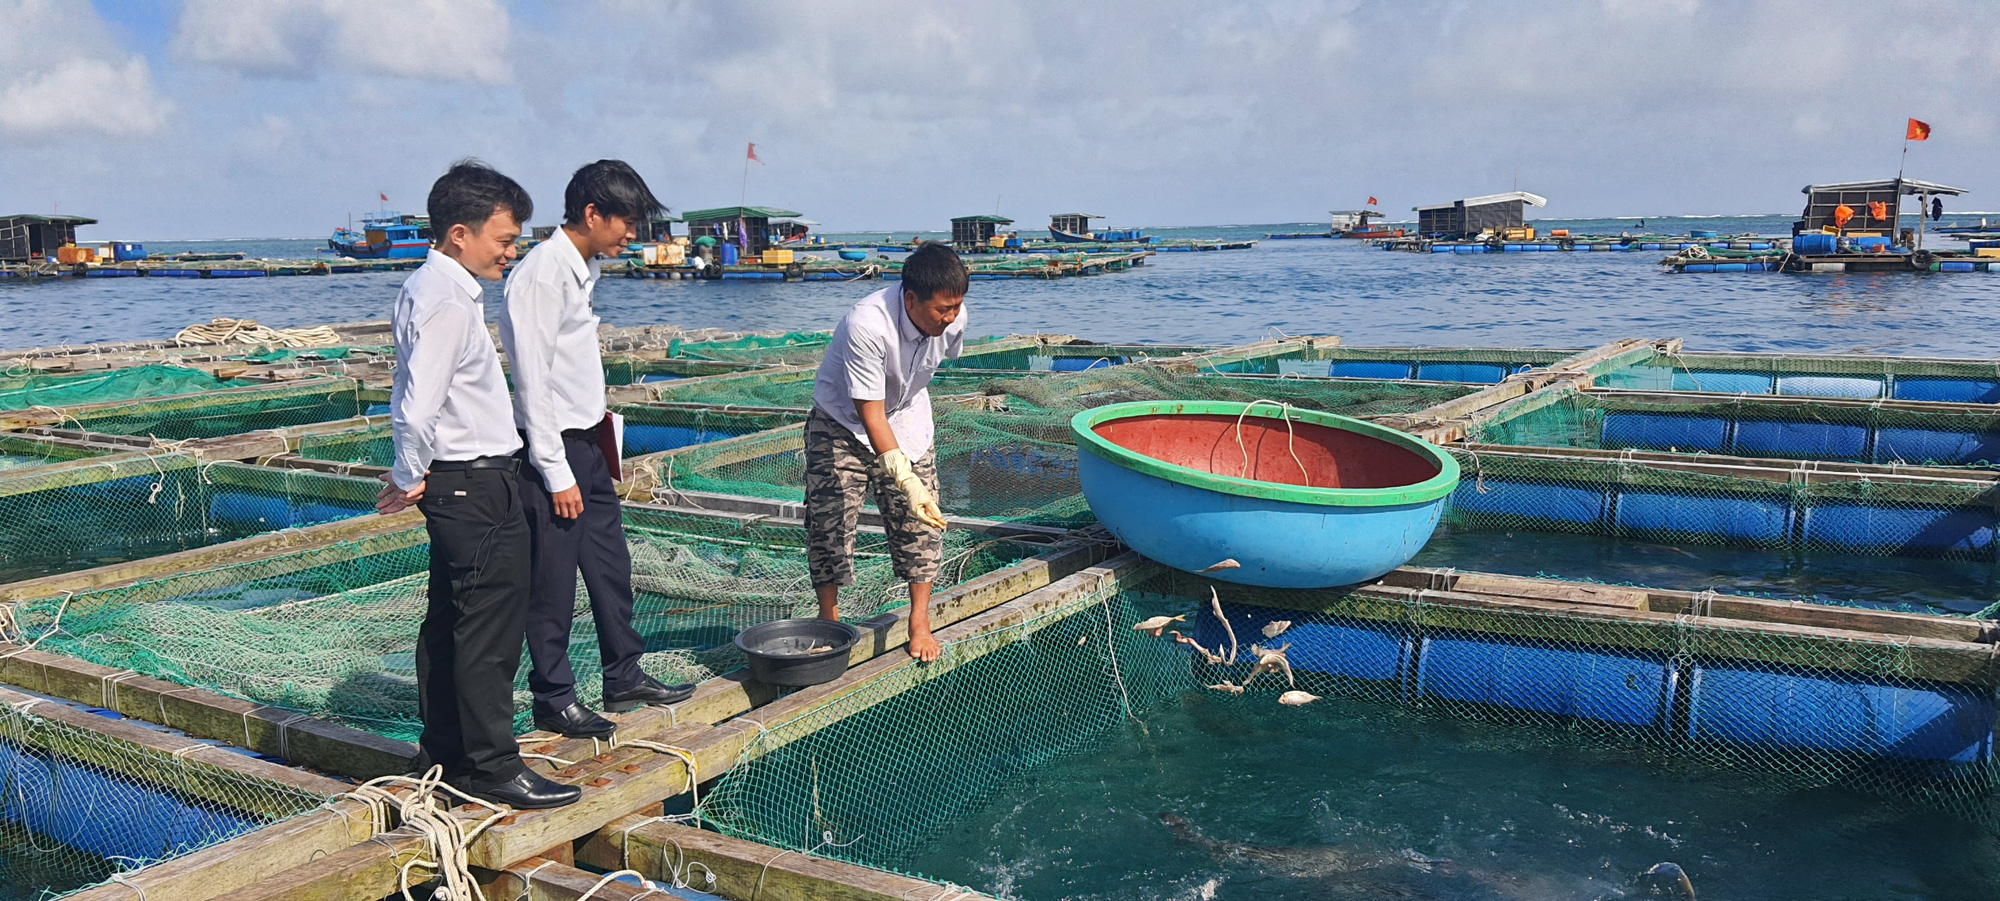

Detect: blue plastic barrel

[1687,665,1995,763]
[1793,234,1839,255]
[1775,375,1883,399]
[1731,419,1868,460]
[1416,635,1674,728]
[1329,361,1416,380]
[1690,229,1718,238]
[1874,428,2000,466]
[1413,362,1509,383]
[1803,503,1997,559]
[1447,479,1604,528]
[1198,602,1411,684]
[719,243,739,265]
[1891,378,2000,404]
[1614,490,1791,545]
[112,242,146,261]
[1670,370,1773,394]
[1600,412,1730,453]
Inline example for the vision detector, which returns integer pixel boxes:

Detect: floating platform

[4,325,2000,899]
[1379,235,1789,254]
[613,250,1154,282]
[0,258,424,280]
[1665,249,2000,274]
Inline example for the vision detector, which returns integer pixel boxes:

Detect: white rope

[174,318,341,349]
[348,766,511,901]
[1231,399,1310,487]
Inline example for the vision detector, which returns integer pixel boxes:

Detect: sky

[2,0,1996,239]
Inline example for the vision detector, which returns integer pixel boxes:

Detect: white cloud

[174,0,512,84]
[0,0,171,139]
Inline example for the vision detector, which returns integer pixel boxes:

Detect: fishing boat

[1071,400,1459,588]
[1266,210,1404,240]
[326,213,431,260]
[1048,213,1152,244]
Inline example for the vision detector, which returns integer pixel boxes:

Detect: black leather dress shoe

[532,702,616,739]
[459,770,581,810]
[602,674,696,713]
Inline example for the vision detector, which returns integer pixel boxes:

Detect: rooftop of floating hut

[1795,179,1968,236]
[684,206,803,253]
[0,214,97,263]
[1413,192,1547,239]
[951,214,1014,249]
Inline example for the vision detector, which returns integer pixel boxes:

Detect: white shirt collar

[550,227,597,288]
[892,283,925,342]
[424,249,483,300]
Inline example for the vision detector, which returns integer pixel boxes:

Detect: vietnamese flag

[1907,118,1931,141]
[746,142,762,163]
[379,192,388,203]
[1366,196,1378,206]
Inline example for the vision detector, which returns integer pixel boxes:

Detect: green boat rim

[1069,400,1461,507]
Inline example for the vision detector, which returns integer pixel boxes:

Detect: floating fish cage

[0,433,116,473]
[942,342,1216,373]
[643,371,1478,527]
[0,695,330,900]
[4,506,1052,742]
[697,555,2000,887]
[1472,390,2000,467]
[0,456,377,585]
[1211,344,1580,382]
[1598,348,2000,403]
[3,379,372,442]
[0,365,256,413]
[602,354,769,386]
[283,405,801,468]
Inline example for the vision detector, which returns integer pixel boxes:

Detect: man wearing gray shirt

[805,243,968,662]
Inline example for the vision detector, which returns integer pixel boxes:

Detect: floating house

[327,213,429,260]
[1048,213,1148,244]
[640,213,683,243]
[1414,192,1547,240]
[0,214,95,263]
[951,214,1014,251]
[684,206,804,255]
[1331,209,1402,239]
[1794,179,1967,237]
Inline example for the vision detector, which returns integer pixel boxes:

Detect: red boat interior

[1093,413,1438,489]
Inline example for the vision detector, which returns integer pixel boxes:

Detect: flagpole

[740,154,749,209]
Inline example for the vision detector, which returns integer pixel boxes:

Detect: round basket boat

[1071,401,1460,588]
[838,249,870,261]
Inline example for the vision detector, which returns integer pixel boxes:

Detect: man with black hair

[377,160,578,810]
[500,159,693,740]
[805,242,968,663]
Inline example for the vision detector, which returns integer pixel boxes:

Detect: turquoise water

[3,216,1997,352]
[904,694,2000,901]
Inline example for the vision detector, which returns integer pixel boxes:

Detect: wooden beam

[62,803,386,901]
[578,818,1002,901]
[0,646,414,779]
[480,857,670,901]
[205,827,429,901]
[0,510,423,603]
[1156,335,1319,373]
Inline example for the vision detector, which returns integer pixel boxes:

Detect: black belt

[430,456,519,473]
[561,423,601,441]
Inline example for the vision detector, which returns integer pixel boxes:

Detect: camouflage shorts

[804,408,943,588]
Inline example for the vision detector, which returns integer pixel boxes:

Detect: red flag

[1907,118,1931,141]
[378,192,388,203]
[1366,196,1378,206]
[746,142,762,163]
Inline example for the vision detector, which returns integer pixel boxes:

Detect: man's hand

[375,472,424,515]
[906,627,941,663]
[551,485,583,519]
[877,449,948,531]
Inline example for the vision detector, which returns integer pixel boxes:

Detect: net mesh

[1472,390,2000,467]
[0,437,109,474]
[291,407,805,467]
[0,458,377,585]
[54,380,368,441]
[0,700,327,900]
[0,365,256,412]
[698,567,2000,892]
[1598,354,2000,401]
[9,507,1049,741]
[1441,447,2000,565]
[664,332,833,365]
[649,371,1474,526]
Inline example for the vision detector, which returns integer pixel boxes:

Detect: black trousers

[415,466,531,783]
[518,430,646,716]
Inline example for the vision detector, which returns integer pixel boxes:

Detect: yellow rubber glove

[878,448,948,531]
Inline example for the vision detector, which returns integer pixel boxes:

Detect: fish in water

[1278,690,1320,706]
[1262,620,1292,639]
[1242,643,1295,688]
[1200,558,1241,573]
[1159,813,1395,877]
[1634,862,1697,900]
[1132,614,1186,637]
[1206,682,1245,696]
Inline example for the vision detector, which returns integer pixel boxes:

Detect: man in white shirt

[806,243,967,662]
[501,160,693,740]
[375,160,579,810]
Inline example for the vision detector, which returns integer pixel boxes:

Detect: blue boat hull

[1077,444,1446,587]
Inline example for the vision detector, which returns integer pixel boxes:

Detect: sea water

[902,693,2000,900]
[3,216,1997,353]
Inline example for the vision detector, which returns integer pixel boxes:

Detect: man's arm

[500,274,581,518]
[380,304,466,513]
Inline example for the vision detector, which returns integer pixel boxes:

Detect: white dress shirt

[499,227,607,493]
[389,250,522,490]
[811,283,967,463]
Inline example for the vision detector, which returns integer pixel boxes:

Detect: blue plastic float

[1071,401,1460,587]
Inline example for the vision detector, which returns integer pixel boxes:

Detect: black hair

[564,159,666,225]
[426,159,532,242]
[901,242,969,301]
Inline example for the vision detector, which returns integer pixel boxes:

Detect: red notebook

[595,412,622,482]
